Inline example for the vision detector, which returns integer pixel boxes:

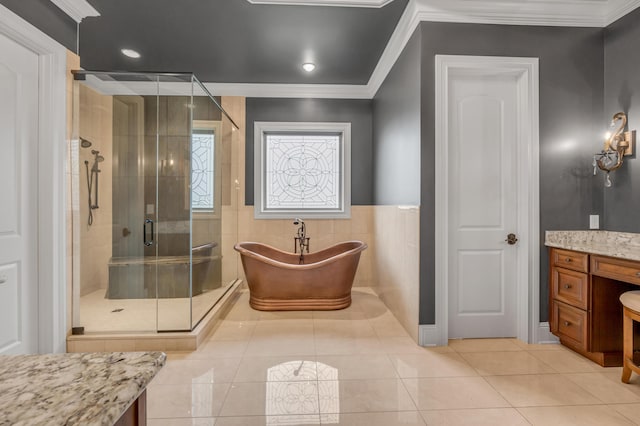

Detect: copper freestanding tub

[234,241,367,311]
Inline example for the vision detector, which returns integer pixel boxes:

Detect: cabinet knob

[563,321,571,326]
[565,258,572,262]
[636,272,640,277]
[563,284,572,289]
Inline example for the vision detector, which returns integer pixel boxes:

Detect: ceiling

[80,0,409,85]
[75,0,640,95]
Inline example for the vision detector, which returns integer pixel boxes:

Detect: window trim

[254,121,351,219]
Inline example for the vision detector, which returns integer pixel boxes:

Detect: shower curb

[66,280,242,353]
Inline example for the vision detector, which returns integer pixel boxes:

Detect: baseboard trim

[537,321,559,344]
[419,322,559,346]
[418,324,439,346]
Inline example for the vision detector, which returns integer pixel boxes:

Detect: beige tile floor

[147,288,640,425]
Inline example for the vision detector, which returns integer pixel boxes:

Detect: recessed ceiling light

[121,48,141,59]
[302,63,316,72]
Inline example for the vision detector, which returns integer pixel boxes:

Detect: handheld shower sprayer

[85,148,105,226]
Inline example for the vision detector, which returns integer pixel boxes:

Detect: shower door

[111,93,159,332]
[99,75,194,332]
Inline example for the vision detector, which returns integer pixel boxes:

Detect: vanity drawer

[554,301,588,350]
[552,267,588,310]
[591,255,640,285]
[552,249,589,273]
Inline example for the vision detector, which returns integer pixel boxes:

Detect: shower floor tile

[78,285,231,332]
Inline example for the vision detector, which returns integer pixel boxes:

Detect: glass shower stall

[70,71,239,333]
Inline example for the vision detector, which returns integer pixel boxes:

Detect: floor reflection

[192,369,215,417]
[265,360,339,424]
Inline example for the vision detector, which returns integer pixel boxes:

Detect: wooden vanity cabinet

[549,248,640,367]
[550,249,590,352]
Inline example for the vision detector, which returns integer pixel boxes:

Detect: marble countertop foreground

[0,351,165,426]
[545,230,640,261]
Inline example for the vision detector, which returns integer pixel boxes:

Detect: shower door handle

[144,219,154,246]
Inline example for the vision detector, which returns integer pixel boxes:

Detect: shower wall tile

[192,95,222,122]
[167,96,190,136]
[78,85,113,297]
[219,98,243,283]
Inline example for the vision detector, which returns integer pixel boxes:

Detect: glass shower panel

[71,71,239,335]
[189,79,224,328]
[72,72,159,333]
[155,74,194,331]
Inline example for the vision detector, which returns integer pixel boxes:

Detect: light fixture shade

[302,63,316,72]
[121,48,141,58]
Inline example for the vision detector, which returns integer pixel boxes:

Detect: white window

[191,131,215,210]
[191,120,221,214]
[254,122,351,219]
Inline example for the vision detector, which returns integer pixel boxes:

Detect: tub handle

[143,219,154,247]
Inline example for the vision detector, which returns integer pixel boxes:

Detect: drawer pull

[563,284,572,289]
[563,321,571,326]
[636,272,640,277]
[565,258,572,262]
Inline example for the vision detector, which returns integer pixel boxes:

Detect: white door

[0,32,39,354]
[448,71,519,339]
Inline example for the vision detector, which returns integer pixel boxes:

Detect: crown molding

[205,82,371,99]
[77,76,371,99]
[246,0,393,7]
[409,0,605,27]
[73,0,640,99]
[606,0,640,24]
[367,0,421,98]
[367,0,640,97]
[50,0,100,23]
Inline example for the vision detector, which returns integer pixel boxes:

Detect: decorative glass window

[255,122,351,219]
[191,131,215,210]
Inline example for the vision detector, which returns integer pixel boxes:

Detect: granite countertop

[545,230,640,262]
[0,351,165,426]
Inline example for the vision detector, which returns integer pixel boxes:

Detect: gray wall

[372,28,422,205]
[417,22,605,324]
[603,8,640,232]
[245,98,374,205]
[0,0,77,52]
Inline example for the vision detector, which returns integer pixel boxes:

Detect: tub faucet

[293,218,310,257]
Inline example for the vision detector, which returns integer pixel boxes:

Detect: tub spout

[293,219,310,261]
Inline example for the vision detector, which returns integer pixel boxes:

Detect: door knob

[505,233,518,245]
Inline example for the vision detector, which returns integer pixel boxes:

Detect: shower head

[80,138,92,148]
[90,150,105,162]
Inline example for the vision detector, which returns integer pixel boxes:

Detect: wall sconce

[593,111,635,187]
